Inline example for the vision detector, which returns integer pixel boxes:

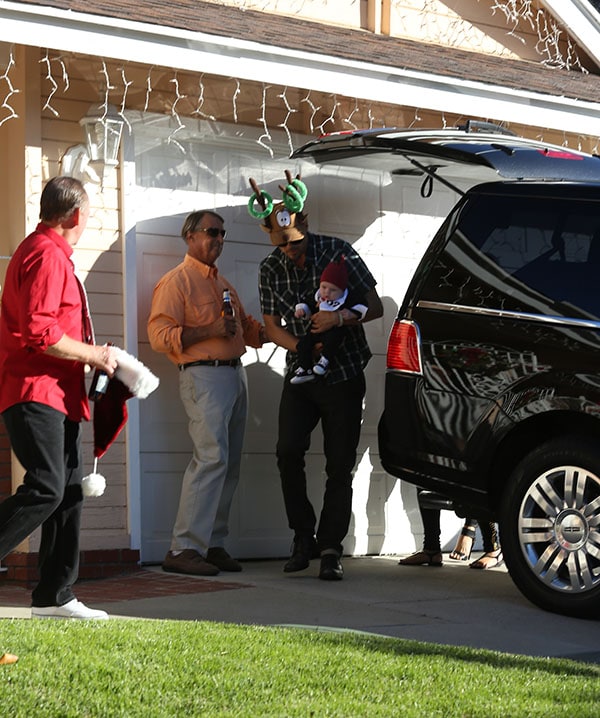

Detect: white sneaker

[31,598,109,620]
[290,368,315,385]
[312,357,329,376]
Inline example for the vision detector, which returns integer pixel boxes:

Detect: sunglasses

[195,227,227,239]
[277,238,305,248]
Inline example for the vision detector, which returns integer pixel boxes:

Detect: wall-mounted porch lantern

[61,103,126,183]
[79,103,125,169]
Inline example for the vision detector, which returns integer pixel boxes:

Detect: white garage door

[128,119,461,564]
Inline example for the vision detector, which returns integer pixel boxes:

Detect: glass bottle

[221,288,234,317]
[88,343,112,401]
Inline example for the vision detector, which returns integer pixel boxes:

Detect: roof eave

[2,0,600,137]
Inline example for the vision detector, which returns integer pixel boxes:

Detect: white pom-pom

[82,473,106,498]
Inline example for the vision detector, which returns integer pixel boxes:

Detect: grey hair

[181,210,225,240]
[40,176,88,223]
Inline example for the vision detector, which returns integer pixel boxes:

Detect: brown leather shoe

[206,547,242,572]
[162,549,219,576]
[0,653,18,665]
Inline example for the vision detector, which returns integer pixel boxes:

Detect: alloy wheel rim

[518,465,600,594]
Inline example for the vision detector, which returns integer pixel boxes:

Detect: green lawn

[1,618,598,717]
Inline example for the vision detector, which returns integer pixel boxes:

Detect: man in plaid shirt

[259,227,383,580]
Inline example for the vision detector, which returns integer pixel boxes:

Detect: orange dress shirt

[147,253,263,365]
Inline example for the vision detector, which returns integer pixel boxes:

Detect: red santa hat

[93,377,133,460]
[82,348,159,498]
[320,256,348,290]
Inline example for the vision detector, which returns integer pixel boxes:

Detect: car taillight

[386,319,422,374]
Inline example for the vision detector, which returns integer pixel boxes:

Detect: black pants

[296,326,345,371]
[276,372,365,554]
[0,403,84,607]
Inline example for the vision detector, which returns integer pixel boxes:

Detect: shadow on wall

[84,182,411,558]
[244,356,283,452]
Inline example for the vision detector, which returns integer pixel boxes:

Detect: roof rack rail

[457,120,516,136]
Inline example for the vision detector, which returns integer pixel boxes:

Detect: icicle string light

[301,90,321,134]
[277,86,298,154]
[317,95,340,135]
[118,67,133,135]
[3,0,599,155]
[0,46,19,127]
[167,75,187,153]
[143,67,154,113]
[231,77,240,123]
[257,83,273,157]
[40,50,61,117]
[193,75,217,121]
[490,0,587,70]
[343,99,360,131]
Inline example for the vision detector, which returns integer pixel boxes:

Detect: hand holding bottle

[88,343,118,401]
[221,289,236,337]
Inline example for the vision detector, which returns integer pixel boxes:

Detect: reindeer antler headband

[247,171,308,246]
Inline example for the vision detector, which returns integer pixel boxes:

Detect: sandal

[469,549,503,570]
[398,549,443,567]
[449,525,476,561]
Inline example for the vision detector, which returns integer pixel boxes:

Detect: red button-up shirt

[0,223,89,422]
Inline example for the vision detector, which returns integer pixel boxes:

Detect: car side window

[440,195,600,316]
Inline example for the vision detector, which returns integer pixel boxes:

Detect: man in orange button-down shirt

[148,210,265,576]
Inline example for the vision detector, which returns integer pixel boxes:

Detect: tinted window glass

[444,194,600,316]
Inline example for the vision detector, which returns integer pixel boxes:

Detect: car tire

[500,438,600,618]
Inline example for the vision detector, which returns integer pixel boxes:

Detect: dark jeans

[276,371,366,554]
[0,403,84,606]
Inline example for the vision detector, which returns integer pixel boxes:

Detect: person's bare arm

[46,335,117,375]
[263,314,299,352]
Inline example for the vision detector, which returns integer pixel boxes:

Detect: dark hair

[40,176,89,223]
[181,210,225,240]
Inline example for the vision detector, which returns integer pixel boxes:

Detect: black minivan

[293,125,600,617]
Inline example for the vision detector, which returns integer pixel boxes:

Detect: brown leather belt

[178,359,241,370]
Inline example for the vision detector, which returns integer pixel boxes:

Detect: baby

[291,256,367,384]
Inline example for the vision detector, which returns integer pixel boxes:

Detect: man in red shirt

[0,176,117,619]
